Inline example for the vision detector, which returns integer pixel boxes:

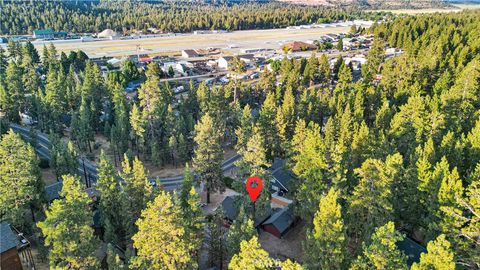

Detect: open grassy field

[32,26,351,58]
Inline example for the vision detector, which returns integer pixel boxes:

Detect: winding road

[10,124,240,191]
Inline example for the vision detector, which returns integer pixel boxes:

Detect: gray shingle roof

[397,237,427,266]
[262,207,294,235]
[0,223,19,253]
[221,196,239,221]
[269,158,293,191]
[45,181,63,202]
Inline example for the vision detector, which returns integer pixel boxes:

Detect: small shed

[0,223,22,270]
[261,207,294,238]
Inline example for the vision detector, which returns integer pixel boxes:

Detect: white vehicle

[250,73,259,79]
[173,86,185,94]
[219,76,229,84]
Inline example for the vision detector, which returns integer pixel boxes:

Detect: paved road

[160,71,228,83]
[10,124,240,191]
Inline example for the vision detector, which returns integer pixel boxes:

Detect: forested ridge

[0,1,386,35]
[0,10,479,270]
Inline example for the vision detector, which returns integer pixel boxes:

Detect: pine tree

[106,244,127,270]
[240,125,270,177]
[81,60,106,129]
[437,167,464,238]
[227,208,257,260]
[257,91,278,160]
[37,175,100,269]
[179,179,204,263]
[349,222,408,270]
[121,59,140,82]
[411,235,455,270]
[442,175,479,268]
[129,103,146,153]
[131,191,196,270]
[276,86,296,145]
[348,154,402,243]
[72,94,94,152]
[208,207,226,269]
[138,62,162,135]
[180,164,195,208]
[0,46,7,74]
[49,138,79,178]
[4,61,24,122]
[304,188,346,270]
[193,113,224,203]
[291,122,327,219]
[96,151,123,244]
[235,104,253,156]
[120,155,154,238]
[362,37,385,81]
[303,52,319,85]
[43,64,64,131]
[228,236,275,270]
[110,82,130,157]
[319,54,331,85]
[0,130,43,227]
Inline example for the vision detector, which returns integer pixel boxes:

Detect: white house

[217,56,234,69]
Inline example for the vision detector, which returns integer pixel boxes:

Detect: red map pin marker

[246,176,263,203]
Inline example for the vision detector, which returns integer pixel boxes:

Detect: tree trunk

[30,205,36,222]
[207,186,211,204]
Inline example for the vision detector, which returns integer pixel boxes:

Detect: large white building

[217,56,234,69]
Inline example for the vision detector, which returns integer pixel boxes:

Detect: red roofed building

[139,54,153,63]
[282,41,318,52]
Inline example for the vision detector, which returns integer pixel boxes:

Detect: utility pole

[82,157,88,187]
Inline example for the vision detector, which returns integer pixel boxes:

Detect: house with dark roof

[220,195,271,228]
[268,158,294,194]
[221,195,240,222]
[397,237,427,266]
[261,207,295,238]
[0,223,22,270]
[45,181,63,203]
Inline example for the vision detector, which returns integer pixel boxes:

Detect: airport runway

[32,26,352,58]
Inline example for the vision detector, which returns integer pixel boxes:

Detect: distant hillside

[276,0,451,8]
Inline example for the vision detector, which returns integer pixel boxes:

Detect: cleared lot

[32,26,351,58]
